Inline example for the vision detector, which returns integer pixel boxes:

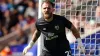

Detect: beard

[43,12,52,19]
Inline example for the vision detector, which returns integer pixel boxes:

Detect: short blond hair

[41,0,55,8]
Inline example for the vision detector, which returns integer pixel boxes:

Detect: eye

[43,7,51,10]
[43,8,46,9]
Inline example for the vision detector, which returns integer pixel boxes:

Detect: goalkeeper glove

[77,38,85,53]
[23,41,34,55]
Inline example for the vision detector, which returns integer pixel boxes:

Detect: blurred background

[0,0,100,56]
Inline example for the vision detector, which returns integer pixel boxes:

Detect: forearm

[71,25,84,47]
[72,30,80,39]
[32,30,41,42]
[28,30,41,48]
[71,24,80,39]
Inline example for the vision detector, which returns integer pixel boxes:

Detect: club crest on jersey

[55,25,59,30]
[43,28,46,30]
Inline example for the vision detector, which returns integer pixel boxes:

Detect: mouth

[45,13,49,14]
[45,11,49,14]
[44,13,50,16]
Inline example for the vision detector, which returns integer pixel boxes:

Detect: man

[23,0,85,56]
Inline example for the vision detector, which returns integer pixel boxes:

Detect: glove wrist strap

[28,41,34,48]
[77,38,83,46]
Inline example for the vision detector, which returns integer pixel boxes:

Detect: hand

[77,38,85,53]
[77,45,85,53]
[23,46,30,55]
[23,41,34,55]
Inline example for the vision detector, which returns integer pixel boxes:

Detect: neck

[44,14,53,22]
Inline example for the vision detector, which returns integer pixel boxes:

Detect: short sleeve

[35,22,40,31]
[62,17,72,29]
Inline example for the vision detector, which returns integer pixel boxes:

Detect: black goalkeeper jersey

[35,14,72,55]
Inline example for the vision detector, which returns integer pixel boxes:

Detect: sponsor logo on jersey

[55,25,59,30]
[48,32,54,37]
[46,35,58,40]
[46,32,58,40]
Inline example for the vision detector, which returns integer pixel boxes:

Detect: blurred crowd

[0,0,38,55]
[0,0,38,44]
[55,0,100,34]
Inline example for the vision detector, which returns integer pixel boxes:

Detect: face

[42,2,54,19]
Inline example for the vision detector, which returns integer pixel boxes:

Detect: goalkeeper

[23,0,85,56]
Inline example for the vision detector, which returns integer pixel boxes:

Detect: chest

[37,20,65,33]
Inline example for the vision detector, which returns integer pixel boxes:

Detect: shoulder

[53,14,65,18]
[53,14,66,20]
[35,17,46,25]
[54,14,71,23]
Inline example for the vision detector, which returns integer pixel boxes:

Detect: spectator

[0,10,8,36]
[77,12,86,34]
[24,0,36,18]
[7,0,14,12]
[0,0,8,12]
[66,0,72,8]
[3,10,11,30]
[7,10,19,32]
[70,12,87,34]
[16,0,28,14]
[17,14,28,29]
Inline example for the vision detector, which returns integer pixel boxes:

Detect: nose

[45,8,48,11]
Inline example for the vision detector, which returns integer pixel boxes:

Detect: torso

[36,14,72,54]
